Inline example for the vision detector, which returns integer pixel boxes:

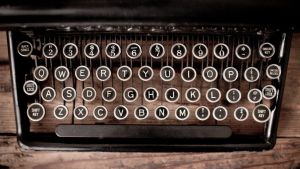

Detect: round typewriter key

[223,67,238,83]
[126,43,142,59]
[181,67,197,82]
[202,66,218,82]
[171,43,187,59]
[63,43,78,59]
[53,105,68,120]
[114,105,129,120]
[75,65,90,81]
[124,87,138,102]
[234,107,249,121]
[42,43,58,59]
[61,87,76,102]
[41,87,56,102]
[138,66,153,81]
[102,87,117,102]
[144,87,159,102]
[226,88,241,104]
[195,106,210,121]
[259,42,275,58]
[155,106,169,120]
[252,104,271,123]
[160,66,175,81]
[247,88,263,104]
[82,87,97,102]
[175,106,190,120]
[33,66,49,81]
[93,106,108,120]
[105,42,121,59]
[134,106,149,120]
[23,80,38,96]
[262,85,277,100]
[213,43,230,59]
[206,88,221,103]
[117,65,132,81]
[96,66,111,81]
[73,105,88,120]
[17,41,33,57]
[84,43,100,59]
[266,64,281,80]
[149,43,165,59]
[192,43,208,59]
[27,103,45,122]
[235,44,251,60]
[185,88,200,103]
[54,66,70,82]
[212,106,228,121]
[244,67,260,82]
[165,88,180,103]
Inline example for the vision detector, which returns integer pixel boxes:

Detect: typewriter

[0,0,298,151]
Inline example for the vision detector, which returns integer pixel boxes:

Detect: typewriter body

[0,0,298,151]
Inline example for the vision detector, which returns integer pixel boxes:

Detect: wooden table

[0,32,299,169]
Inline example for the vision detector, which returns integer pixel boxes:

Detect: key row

[18,41,276,60]
[23,85,277,104]
[31,64,281,83]
[27,103,271,123]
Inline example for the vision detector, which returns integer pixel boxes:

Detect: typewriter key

[160,66,175,81]
[27,103,45,122]
[235,44,251,60]
[223,67,238,82]
[247,88,262,104]
[149,43,165,59]
[53,105,68,120]
[93,106,108,120]
[165,88,180,103]
[202,66,218,82]
[155,106,169,120]
[181,67,197,82]
[117,65,132,81]
[105,42,121,59]
[266,64,281,79]
[82,87,97,102]
[213,106,228,121]
[96,66,111,81]
[171,43,187,59]
[138,66,153,81]
[192,43,208,59]
[17,41,33,57]
[234,107,249,121]
[185,88,200,103]
[195,106,210,121]
[84,43,100,59]
[54,66,70,82]
[41,87,56,102]
[75,65,90,81]
[206,88,221,103]
[114,105,129,120]
[175,106,190,120]
[23,80,38,96]
[134,106,149,120]
[144,87,159,102]
[262,85,277,100]
[226,88,241,103]
[244,67,260,82]
[252,104,271,123]
[42,43,58,58]
[61,87,76,102]
[213,43,229,59]
[63,43,78,59]
[124,87,138,102]
[34,66,49,81]
[73,105,88,120]
[126,43,142,59]
[259,42,275,58]
[102,87,117,102]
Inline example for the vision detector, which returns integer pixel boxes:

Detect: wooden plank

[0,136,299,169]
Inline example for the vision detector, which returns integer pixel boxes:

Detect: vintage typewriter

[0,0,298,151]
